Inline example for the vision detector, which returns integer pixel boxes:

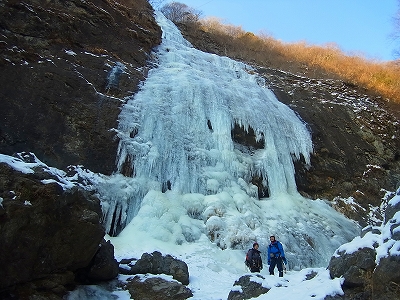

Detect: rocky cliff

[0,0,161,174]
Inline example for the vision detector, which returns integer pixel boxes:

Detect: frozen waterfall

[116,12,312,200]
[98,12,360,269]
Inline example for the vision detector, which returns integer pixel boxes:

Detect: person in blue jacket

[267,235,286,277]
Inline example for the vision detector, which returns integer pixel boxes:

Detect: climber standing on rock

[268,235,286,277]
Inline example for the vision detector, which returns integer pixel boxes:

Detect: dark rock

[328,189,400,300]
[121,251,190,285]
[120,258,136,265]
[231,123,265,150]
[77,239,119,282]
[305,270,318,280]
[360,225,381,238]
[385,197,400,223]
[373,255,400,293]
[324,295,345,300]
[328,248,376,288]
[125,275,193,300]
[0,162,104,291]
[0,0,161,175]
[0,271,75,300]
[227,274,269,300]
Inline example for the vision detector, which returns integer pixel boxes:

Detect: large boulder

[125,276,193,300]
[328,188,400,300]
[76,239,119,283]
[119,251,190,285]
[227,274,269,300]
[0,154,105,297]
[328,247,376,288]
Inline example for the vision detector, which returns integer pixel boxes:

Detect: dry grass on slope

[198,17,400,103]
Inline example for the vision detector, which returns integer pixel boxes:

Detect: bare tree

[160,2,202,23]
[393,0,400,58]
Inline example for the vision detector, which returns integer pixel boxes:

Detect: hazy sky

[173,0,399,61]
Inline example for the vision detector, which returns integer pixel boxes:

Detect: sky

[172,0,399,61]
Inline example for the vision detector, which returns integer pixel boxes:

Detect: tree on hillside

[160,2,202,23]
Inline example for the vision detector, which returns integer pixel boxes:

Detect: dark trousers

[250,266,261,273]
[269,257,283,276]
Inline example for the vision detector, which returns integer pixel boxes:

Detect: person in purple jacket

[245,242,263,273]
[267,235,286,277]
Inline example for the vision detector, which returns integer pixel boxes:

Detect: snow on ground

[0,151,352,300]
[102,227,345,300]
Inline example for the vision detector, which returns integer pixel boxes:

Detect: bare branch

[160,2,202,24]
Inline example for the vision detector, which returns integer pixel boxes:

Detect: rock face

[120,251,190,285]
[0,154,104,297]
[263,70,400,225]
[0,0,161,175]
[227,274,269,300]
[328,188,400,300]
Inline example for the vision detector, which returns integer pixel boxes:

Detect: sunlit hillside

[181,16,400,103]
